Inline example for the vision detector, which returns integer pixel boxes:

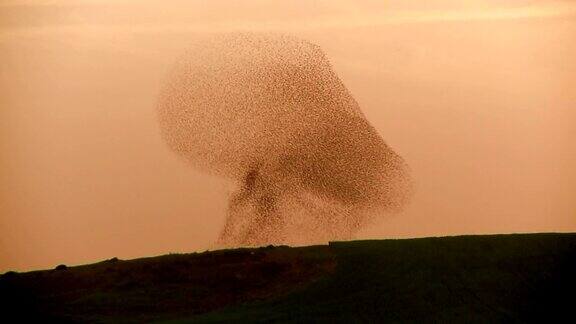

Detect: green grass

[2,233,575,323]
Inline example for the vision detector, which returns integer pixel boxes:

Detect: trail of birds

[157,33,412,247]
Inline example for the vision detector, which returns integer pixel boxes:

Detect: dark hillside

[2,233,575,323]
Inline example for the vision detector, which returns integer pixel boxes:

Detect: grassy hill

[2,233,575,323]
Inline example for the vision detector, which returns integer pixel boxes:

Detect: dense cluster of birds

[158,33,412,246]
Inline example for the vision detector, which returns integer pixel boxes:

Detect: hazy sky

[1,0,575,272]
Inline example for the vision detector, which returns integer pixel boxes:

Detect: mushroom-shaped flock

[158,33,412,246]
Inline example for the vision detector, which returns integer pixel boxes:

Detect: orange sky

[1,0,575,272]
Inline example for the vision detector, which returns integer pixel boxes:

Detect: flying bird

[158,33,412,246]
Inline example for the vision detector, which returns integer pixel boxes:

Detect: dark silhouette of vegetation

[1,233,575,323]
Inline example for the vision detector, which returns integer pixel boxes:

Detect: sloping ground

[0,245,335,322]
[2,233,575,323]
